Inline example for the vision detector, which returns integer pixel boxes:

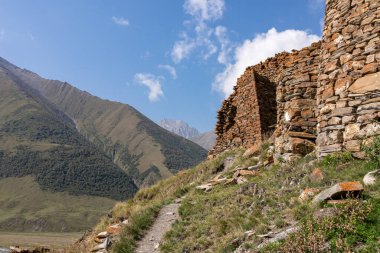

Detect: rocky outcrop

[211,0,380,161]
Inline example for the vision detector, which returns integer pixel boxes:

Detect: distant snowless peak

[159,119,200,139]
[159,119,217,150]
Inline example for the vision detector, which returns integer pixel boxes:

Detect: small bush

[320,151,354,168]
[362,136,380,167]
[275,199,379,253]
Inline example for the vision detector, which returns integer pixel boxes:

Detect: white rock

[257,226,300,249]
[248,164,261,171]
[196,184,213,192]
[363,169,380,186]
[92,237,109,252]
[285,111,291,122]
[97,231,109,238]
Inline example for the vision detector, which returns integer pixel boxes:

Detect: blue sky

[0,0,325,132]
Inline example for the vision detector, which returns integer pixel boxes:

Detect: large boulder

[312,181,364,205]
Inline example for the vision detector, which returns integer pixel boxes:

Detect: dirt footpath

[135,202,180,253]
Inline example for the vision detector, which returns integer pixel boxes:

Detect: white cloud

[112,16,130,26]
[134,73,164,102]
[184,0,225,21]
[214,25,231,65]
[172,35,196,63]
[213,28,320,97]
[171,0,225,63]
[158,64,177,79]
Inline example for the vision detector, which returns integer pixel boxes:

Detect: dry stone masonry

[317,0,380,158]
[211,0,380,161]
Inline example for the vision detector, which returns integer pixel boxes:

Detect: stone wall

[211,0,380,160]
[275,42,321,161]
[211,69,277,155]
[317,0,380,157]
[210,43,322,161]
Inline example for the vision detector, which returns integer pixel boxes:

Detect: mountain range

[159,119,216,150]
[0,57,207,232]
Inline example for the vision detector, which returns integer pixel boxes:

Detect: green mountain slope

[0,57,207,187]
[0,63,139,231]
[0,67,138,200]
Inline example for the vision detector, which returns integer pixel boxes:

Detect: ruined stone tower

[210,0,380,161]
[317,0,380,157]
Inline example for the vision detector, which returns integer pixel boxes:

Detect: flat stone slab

[92,237,109,252]
[348,72,380,93]
[312,181,364,205]
[233,170,258,178]
[288,131,317,139]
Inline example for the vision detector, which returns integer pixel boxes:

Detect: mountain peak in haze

[159,119,216,150]
[159,119,200,139]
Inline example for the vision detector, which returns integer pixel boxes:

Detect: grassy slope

[0,57,207,187]
[83,139,380,253]
[0,177,116,232]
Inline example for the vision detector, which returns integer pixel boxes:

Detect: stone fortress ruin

[210,0,380,161]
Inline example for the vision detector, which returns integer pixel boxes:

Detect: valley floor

[0,232,83,249]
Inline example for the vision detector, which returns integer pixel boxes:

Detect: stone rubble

[196,167,260,192]
[91,219,128,253]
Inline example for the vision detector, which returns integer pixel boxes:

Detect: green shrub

[362,136,380,167]
[320,151,354,168]
[274,199,379,253]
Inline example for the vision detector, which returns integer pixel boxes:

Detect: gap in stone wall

[255,73,277,136]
